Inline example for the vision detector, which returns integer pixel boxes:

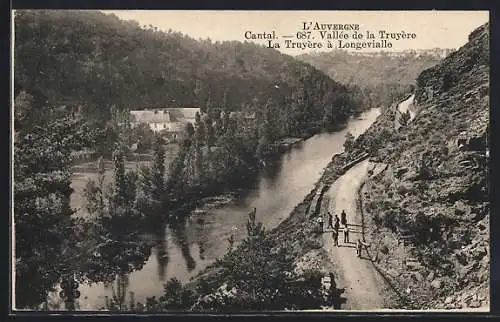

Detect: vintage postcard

[11,10,490,313]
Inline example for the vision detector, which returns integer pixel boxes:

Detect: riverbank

[273,137,305,152]
[187,146,378,306]
[167,110,383,310]
[70,108,381,310]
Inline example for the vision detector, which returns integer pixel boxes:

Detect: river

[74,107,381,310]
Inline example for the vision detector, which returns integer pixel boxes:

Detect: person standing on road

[334,214,340,227]
[356,239,362,257]
[317,215,324,233]
[333,217,340,246]
[329,272,336,289]
[343,224,350,243]
[332,229,339,247]
[341,210,347,227]
[327,212,334,230]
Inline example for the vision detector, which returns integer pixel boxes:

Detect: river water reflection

[77,107,380,310]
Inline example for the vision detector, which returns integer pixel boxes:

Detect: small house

[130,109,173,132]
[130,107,201,141]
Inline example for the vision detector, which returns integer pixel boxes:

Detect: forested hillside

[14,10,367,136]
[297,50,447,108]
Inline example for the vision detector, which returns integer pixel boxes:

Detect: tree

[151,135,165,202]
[193,113,206,180]
[256,123,271,161]
[205,115,215,148]
[131,123,155,153]
[161,276,199,310]
[84,144,153,285]
[194,112,205,147]
[322,104,338,131]
[134,165,152,216]
[14,91,36,129]
[14,99,96,308]
[185,123,195,139]
[222,110,231,135]
[190,209,345,311]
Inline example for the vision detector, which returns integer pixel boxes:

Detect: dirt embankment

[192,149,375,304]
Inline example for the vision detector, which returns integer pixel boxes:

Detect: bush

[189,209,345,311]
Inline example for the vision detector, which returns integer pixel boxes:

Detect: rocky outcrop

[358,23,489,310]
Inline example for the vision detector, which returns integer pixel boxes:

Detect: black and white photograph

[11,10,490,312]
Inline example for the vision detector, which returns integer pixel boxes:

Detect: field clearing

[70,144,179,217]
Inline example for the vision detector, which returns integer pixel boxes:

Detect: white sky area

[101,10,489,56]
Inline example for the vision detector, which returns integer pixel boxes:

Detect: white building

[129,107,201,139]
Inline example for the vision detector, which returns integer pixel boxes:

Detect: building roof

[170,107,200,120]
[229,111,256,119]
[130,107,201,123]
[167,122,187,132]
[130,110,171,123]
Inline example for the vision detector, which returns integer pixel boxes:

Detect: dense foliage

[15,10,365,137]
[83,145,154,284]
[14,91,156,309]
[14,9,373,224]
[100,209,344,311]
[14,91,99,308]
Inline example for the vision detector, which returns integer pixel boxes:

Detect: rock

[427,271,435,281]
[388,268,399,277]
[455,252,468,266]
[396,167,409,178]
[469,300,480,308]
[444,296,454,304]
[431,279,442,289]
[474,247,488,260]
[414,272,424,282]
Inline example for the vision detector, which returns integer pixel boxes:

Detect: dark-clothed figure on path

[317,215,324,233]
[341,210,347,226]
[327,212,334,230]
[329,272,336,289]
[343,224,350,243]
[332,229,338,247]
[334,215,340,228]
[356,239,362,257]
[333,216,340,247]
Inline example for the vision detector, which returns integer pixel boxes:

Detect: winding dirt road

[321,159,396,310]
